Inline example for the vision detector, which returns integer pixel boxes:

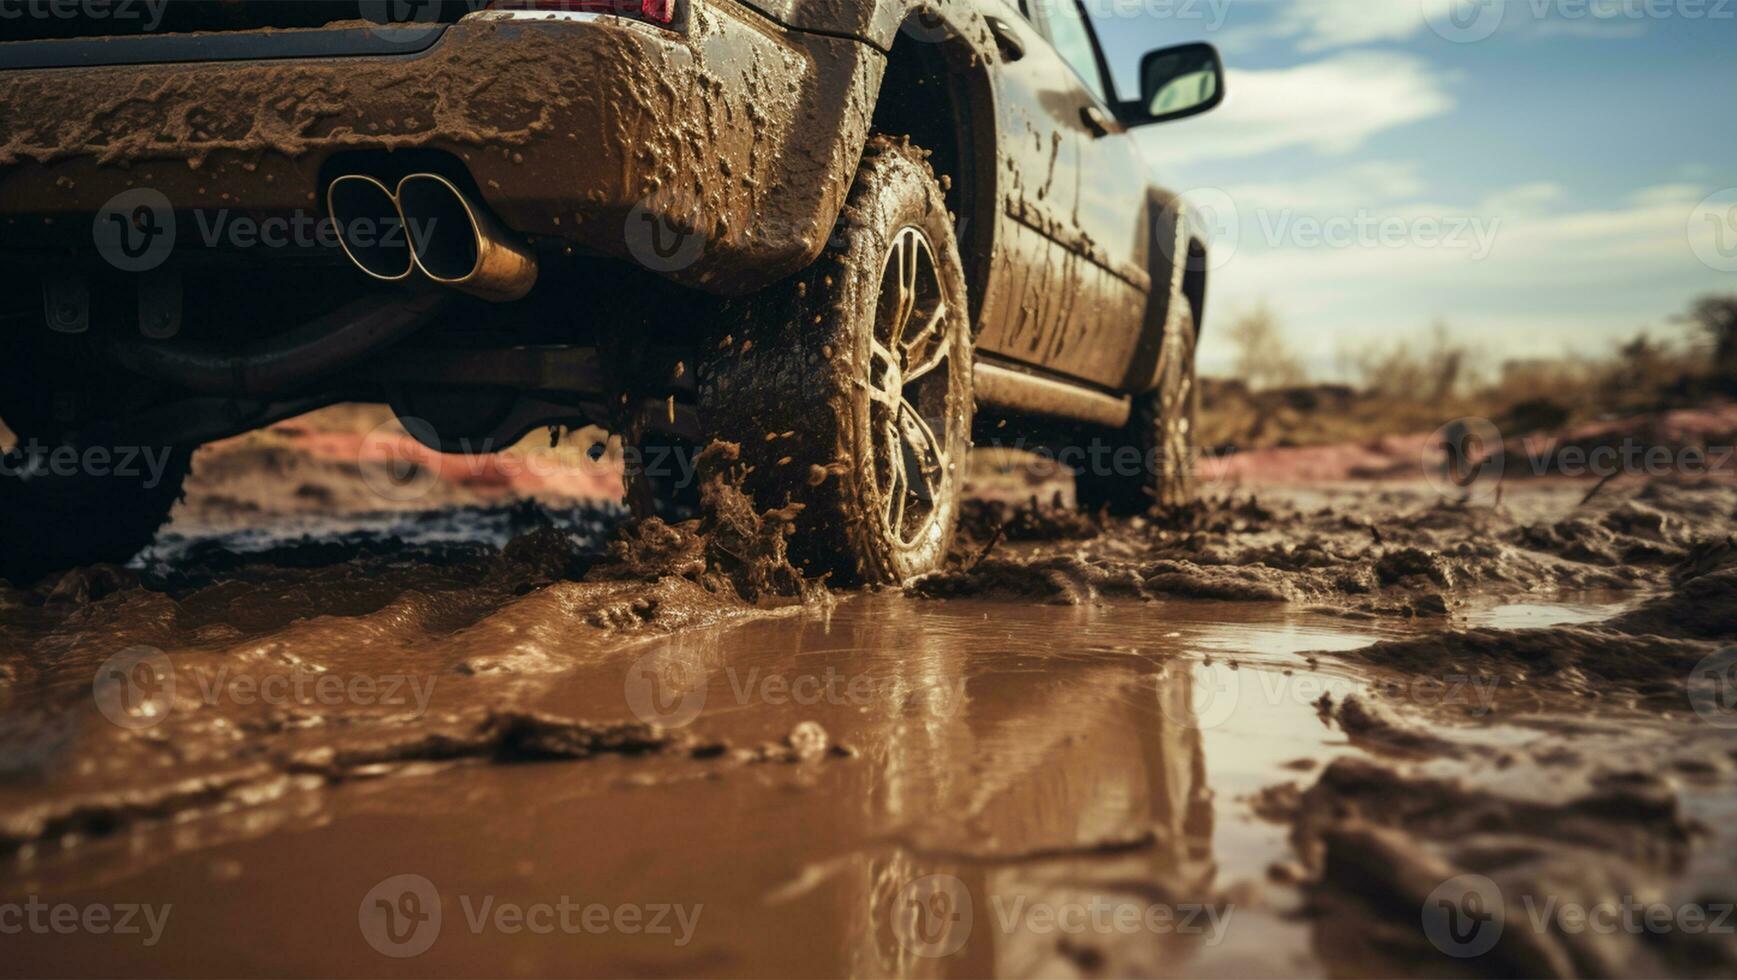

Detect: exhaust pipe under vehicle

[398,173,539,302]
[326,175,414,283]
[327,173,539,302]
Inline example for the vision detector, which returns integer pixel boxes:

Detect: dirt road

[2,416,1736,977]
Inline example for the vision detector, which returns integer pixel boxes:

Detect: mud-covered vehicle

[0,0,1222,585]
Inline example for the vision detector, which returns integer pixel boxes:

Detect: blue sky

[1082,0,1737,378]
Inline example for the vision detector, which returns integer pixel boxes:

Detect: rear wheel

[1075,305,1198,515]
[699,136,973,583]
[0,439,191,585]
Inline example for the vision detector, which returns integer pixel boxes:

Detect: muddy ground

[3,408,1736,977]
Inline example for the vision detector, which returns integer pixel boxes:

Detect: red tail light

[486,1,677,25]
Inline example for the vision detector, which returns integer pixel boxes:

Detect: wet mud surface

[3,429,1737,976]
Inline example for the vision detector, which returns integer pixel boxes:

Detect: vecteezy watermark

[1422,0,1510,42]
[93,189,175,273]
[93,646,437,731]
[355,418,708,504]
[358,875,702,959]
[1690,187,1737,273]
[902,1,1233,43]
[1254,209,1502,261]
[1689,647,1737,729]
[1519,894,1736,936]
[1166,189,1239,271]
[93,190,440,272]
[359,874,442,959]
[1424,417,1737,504]
[1164,191,1501,270]
[188,209,430,256]
[892,875,974,958]
[0,897,172,947]
[891,874,1233,959]
[973,435,1231,492]
[1038,1,1234,29]
[1423,874,1506,958]
[93,646,176,731]
[358,0,488,45]
[1424,417,1505,505]
[359,417,447,503]
[1157,662,1503,731]
[624,646,710,729]
[0,441,178,490]
[624,195,707,273]
[1425,0,1736,43]
[0,0,169,32]
[624,648,968,729]
[1423,873,1735,959]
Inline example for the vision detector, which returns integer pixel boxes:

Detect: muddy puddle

[4,583,1735,977]
[3,434,1737,976]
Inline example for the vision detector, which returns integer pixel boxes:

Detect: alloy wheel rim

[865,226,954,551]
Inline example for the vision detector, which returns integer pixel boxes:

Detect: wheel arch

[1182,236,1208,339]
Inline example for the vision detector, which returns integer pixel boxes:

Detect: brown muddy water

[3,447,1737,977]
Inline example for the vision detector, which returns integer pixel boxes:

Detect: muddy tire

[1075,305,1198,515]
[0,444,191,586]
[699,136,973,584]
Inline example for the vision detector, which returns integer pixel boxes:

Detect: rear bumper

[0,4,883,294]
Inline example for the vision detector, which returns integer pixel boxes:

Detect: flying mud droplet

[92,645,175,731]
[92,189,176,273]
[358,873,443,959]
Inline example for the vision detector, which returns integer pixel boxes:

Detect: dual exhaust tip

[327,173,538,303]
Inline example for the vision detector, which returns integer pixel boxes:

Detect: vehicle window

[1038,0,1108,104]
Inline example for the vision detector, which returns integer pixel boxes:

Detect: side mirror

[1129,42,1225,126]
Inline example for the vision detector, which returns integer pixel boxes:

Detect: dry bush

[1224,304,1307,391]
[1199,294,1737,451]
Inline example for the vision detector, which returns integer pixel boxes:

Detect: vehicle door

[1023,0,1155,389]
[971,0,1089,372]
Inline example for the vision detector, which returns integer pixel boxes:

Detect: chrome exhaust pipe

[396,173,539,302]
[326,175,414,283]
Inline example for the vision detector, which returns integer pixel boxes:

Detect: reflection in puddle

[0,593,1637,977]
[6,594,1417,973]
[1463,594,1631,630]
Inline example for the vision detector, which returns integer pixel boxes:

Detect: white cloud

[1137,53,1455,169]
[1475,182,1565,216]
[1269,0,1430,51]
[1195,178,1728,379]
[1532,18,1649,39]
[1220,162,1428,212]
